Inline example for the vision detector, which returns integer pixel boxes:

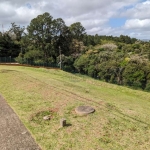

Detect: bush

[87,65,96,77]
[15,53,25,64]
[145,81,150,91]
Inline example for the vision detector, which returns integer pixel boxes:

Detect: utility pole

[0,24,4,34]
[2,24,4,33]
[59,46,62,69]
[21,46,23,64]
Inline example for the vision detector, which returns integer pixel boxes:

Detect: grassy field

[0,65,150,150]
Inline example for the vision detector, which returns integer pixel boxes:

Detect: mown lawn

[0,65,150,150]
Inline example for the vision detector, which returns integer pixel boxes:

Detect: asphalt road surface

[0,95,41,150]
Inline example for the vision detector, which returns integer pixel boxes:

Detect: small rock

[43,115,51,120]
[21,131,27,135]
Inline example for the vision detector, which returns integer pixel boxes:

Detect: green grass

[0,65,150,150]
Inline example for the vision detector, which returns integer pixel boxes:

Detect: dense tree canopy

[1,12,150,91]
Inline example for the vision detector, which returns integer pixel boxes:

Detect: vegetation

[0,66,150,150]
[0,12,150,91]
[74,40,150,91]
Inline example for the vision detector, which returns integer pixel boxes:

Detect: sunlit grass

[0,65,150,150]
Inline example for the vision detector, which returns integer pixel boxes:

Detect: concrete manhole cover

[75,106,95,115]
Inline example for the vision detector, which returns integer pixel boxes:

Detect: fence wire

[0,57,59,68]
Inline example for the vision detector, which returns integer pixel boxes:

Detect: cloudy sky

[0,0,150,39]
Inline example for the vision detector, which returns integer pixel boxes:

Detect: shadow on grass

[65,123,72,127]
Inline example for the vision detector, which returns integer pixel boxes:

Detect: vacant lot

[0,65,150,150]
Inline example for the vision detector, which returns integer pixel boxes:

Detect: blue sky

[26,3,32,9]
[0,0,150,39]
[109,18,127,28]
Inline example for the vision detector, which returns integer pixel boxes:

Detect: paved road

[0,95,41,150]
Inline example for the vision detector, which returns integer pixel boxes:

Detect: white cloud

[0,1,16,18]
[1,0,150,39]
[121,0,150,19]
[125,19,150,29]
[14,6,42,25]
[119,0,150,39]
[0,0,43,27]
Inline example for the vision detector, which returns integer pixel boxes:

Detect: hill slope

[0,65,150,150]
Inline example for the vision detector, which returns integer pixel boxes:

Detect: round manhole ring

[75,106,95,115]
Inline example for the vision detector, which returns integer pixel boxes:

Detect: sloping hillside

[0,65,150,150]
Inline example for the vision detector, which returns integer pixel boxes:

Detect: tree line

[0,12,150,91]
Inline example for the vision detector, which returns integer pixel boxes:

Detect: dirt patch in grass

[29,108,59,124]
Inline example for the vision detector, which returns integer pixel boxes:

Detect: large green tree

[27,12,55,62]
[69,22,86,41]
[0,31,20,57]
[9,22,25,42]
[26,12,73,63]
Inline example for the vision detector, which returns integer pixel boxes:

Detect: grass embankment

[0,65,150,150]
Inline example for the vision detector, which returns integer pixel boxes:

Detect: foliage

[0,31,20,57]
[1,12,150,91]
[73,41,150,90]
